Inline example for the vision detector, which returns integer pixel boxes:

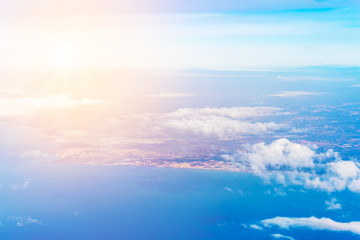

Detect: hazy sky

[1,0,359,70]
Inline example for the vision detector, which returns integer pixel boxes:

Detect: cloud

[271,233,295,240]
[269,91,321,97]
[164,107,287,139]
[325,198,341,210]
[1,103,288,167]
[10,177,32,191]
[222,138,317,174]
[145,93,194,98]
[224,187,235,193]
[262,216,360,235]
[166,117,284,139]
[19,150,55,162]
[0,88,28,96]
[7,216,39,227]
[351,84,360,87]
[265,188,288,196]
[168,107,285,119]
[0,95,107,117]
[250,224,263,230]
[222,138,360,192]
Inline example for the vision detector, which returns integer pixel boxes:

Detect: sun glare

[53,48,75,69]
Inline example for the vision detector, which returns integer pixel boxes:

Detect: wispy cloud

[265,188,288,196]
[271,233,295,240]
[224,187,235,193]
[325,198,342,210]
[10,177,32,191]
[0,88,28,96]
[20,150,53,161]
[262,216,360,235]
[250,224,263,230]
[7,216,39,227]
[0,95,107,117]
[269,91,322,97]
[145,93,194,98]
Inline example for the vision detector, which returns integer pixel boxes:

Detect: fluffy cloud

[262,216,360,235]
[166,117,283,138]
[168,107,285,119]
[164,107,287,139]
[222,138,360,192]
[223,138,316,174]
[269,91,321,97]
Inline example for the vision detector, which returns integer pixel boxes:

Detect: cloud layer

[0,95,106,117]
[164,107,287,139]
[0,95,287,166]
[262,216,360,235]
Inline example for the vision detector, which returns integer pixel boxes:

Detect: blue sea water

[1,163,360,240]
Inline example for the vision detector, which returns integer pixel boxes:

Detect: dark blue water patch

[0,163,360,239]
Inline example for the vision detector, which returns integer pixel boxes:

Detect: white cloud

[351,84,360,88]
[164,107,287,139]
[19,150,55,162]
[269,91,321,97]
[0,88,27,96]
[271,233,295,240]
[168,106,285,119]
[250,224,263,230]
[222,138,360,192]
[223,138,317,175]
[10,177,32,191]
[145,93,194,98]
[262,216,360,235]
[224,187,235,193]
[265,188,288,196]
[325,198,342,210]
[7,216,39,227]
[166,116,284,138]
[0,95,107,117]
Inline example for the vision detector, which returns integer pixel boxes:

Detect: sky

[1,0,360,70]
[0,0,360,239]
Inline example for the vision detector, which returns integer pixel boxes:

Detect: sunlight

[53,48,76,70]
